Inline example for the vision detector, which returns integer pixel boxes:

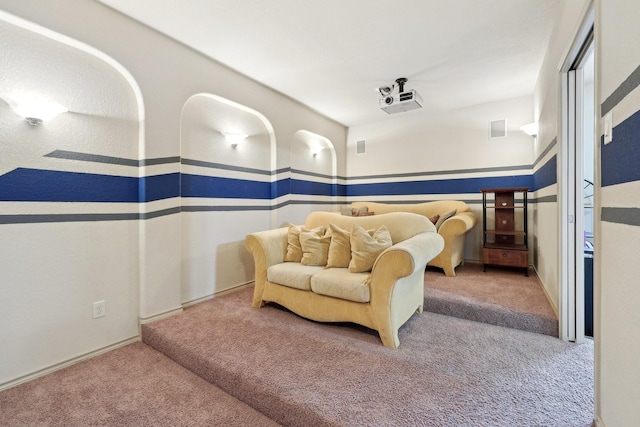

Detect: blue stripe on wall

[0,169,180,203]
[272,178,290,199]
[346,175,533,197]
[601,109,640,187]
[532,155,557,191]
[139,173,180,202]
[290,179,338,197]
[0,169,546,203]
[0,168,140,202]
[181,174,272,199]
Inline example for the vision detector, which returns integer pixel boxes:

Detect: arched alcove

[0,11,143,387]
[180,93,276,303]
[287,129,338,222]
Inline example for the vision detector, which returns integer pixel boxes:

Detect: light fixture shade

[2,94,68,125]
[222,132,248,148]
[520,122,538,137]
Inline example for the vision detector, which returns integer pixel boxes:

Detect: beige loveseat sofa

[245,211,444,348]
[350,201,477,277]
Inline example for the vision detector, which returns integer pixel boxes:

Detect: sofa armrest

[245,227,288,267]
[438,211,477,238]
[245,227,289,307]
[369,232,444,299]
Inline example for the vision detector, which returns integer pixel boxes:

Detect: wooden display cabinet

[481,187,530,276]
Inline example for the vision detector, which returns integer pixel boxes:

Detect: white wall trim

[0,336,140,392]
[138,307,184,324]
[182,281,254,308]
[533,265,559,318]
[557,1,595,343]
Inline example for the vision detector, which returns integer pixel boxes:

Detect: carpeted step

[142,286,593,427]
[0,342,279,426]
[424,290,559,336]
[424,263,558,336]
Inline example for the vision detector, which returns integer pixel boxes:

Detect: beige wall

[535,0,640,424]
[531,0,591,317]
[0,0,346,388]
[595,0,640,424]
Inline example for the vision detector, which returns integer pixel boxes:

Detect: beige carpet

[424,263,558,336]
[1,271,590,426]
[143,286,593,426]
[0,342,277,426]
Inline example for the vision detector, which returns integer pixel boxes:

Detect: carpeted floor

[142,286,593,427]
[1,269,592,427]
[0,342,277,426]
[424,263,558,336]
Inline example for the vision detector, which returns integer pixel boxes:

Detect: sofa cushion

[310,268,371,303]
[435,209,457,230]
[300,230,331,266]
[285,225,325,262]
[326,223,351,268]
[349,225,392,273]
[267,263,325,291]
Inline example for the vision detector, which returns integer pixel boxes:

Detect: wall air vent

[489,119,507,139]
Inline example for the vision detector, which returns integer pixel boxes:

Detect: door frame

[558,5,594,343]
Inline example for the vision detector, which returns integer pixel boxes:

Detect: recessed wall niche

[179,93,276,303]
[180,93,274,172]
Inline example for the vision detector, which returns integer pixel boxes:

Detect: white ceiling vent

[490,119,507,139]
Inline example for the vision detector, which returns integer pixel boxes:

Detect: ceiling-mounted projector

[379,77,423,114]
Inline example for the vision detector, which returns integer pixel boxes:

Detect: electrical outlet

[93,300,106,319]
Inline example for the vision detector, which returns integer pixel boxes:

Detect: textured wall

[596,0,640,424]
[0,1,346,388]
[346,95,536,263]
[0,16,140,386]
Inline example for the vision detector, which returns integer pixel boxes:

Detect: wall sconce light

[520,123,538,139]
[1,94,68,126]
[223,132,248,148]
[311,147,322,157]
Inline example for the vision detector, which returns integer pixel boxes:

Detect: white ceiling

[98,0,560,127]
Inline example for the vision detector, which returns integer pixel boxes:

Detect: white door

[560,26,594,343]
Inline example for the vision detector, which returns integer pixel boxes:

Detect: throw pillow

[340,207,353,216]
[349,225,392,273]
[350,206,369,217]
[285,225,324,262]
[435,209,457,231]
[300,230,331,266]
[326,223,351,268]
[429,214,440,225]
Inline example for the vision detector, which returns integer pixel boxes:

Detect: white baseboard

[533,265,559,318]
[138,306,183,324]
[140,282,254,325]
[0,336,140,392]
[182,281,254,308]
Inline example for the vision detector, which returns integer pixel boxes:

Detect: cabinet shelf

[483,242,527,250]
[481,187,530,276]
[484,230,526,236]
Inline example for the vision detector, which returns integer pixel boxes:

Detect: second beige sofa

[350,201,477,276]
